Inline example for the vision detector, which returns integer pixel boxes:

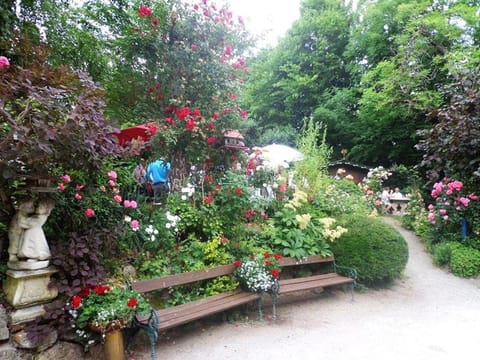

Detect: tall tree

[243,0,353,145]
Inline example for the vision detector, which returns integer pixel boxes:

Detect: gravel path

[125,217,480,360]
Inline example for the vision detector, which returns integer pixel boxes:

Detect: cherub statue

[8,198,55,265]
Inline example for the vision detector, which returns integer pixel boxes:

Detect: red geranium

[94,284,110,295]
[138,5,152,17]
[127,298,138,308]
[233,260,242,268]
[71,295,82,309]
[271,269,280,279]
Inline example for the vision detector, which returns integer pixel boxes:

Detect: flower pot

[104,329,125,360]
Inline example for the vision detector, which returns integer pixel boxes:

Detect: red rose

[94,285,110,295]
[175,107,190,120]
[71,296,82,309]
[233,260,242,268]
[127,298,138,308]
[263,252,270,259]
[271,269,280,279]
[234,188,242,195]
[265,260,271,267]
[273,253,282,261]
[204,196,213,204]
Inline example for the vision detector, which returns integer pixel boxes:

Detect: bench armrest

[333,263,358,281]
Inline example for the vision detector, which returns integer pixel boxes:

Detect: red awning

[112,123,157,146]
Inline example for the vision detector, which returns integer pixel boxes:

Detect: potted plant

[68,284,151,360]
[233,252,282,294]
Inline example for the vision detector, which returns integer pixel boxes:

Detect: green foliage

[432,241,460,267]
[295,118,332,196]
[331,214,409,286]
[449,244,480,278]
[260,191,341,259]
[313,179,373,217]
[401,189,430,237]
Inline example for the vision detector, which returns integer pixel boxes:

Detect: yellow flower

[296,214,311,229]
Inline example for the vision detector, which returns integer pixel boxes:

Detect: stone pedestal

[4,268,58,309]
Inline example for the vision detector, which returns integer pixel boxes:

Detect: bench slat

[157,291,260,330]
[157,290,246,319]
[278,255,335,267]
[279,273,353,294]
[132,264,236,293]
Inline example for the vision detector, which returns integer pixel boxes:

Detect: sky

[213,0,302,47]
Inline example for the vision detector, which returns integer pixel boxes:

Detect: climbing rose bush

[426,178,480,243]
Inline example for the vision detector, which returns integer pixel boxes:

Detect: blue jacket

[146,159,171,184]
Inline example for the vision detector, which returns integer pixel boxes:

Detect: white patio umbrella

[261,144,303,162]
[259,144,304,170]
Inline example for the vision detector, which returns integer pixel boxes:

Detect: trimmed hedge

[432,241,480,278]
[331,215,408,286]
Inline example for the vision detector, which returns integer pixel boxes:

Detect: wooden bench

[273,255,356,319]
[129,255,355,359]
[129,263,262,359]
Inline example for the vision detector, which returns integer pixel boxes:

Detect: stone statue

[8,198,55,270]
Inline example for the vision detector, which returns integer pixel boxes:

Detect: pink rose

[124,200,131,208]
[113,195,122,203]
[443,215,449,221]
[130,220,140,230]
[61,174,71,183]
[58,183,65,191]
[84,208,95,218]
[107,171,117,180]
[0,56,9,69]
[74,193,82,200]
[427,212,436,221]
[468,194,478,201]
[108,180,116,187]
[129,200,138,209]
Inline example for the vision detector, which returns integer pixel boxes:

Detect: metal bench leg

[258,295,264,321]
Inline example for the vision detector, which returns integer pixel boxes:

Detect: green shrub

[449,244,480,278]
[331,214,408,286]
[432,242,453,266]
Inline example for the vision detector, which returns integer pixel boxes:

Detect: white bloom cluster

[165,211,180,232]
[236,260,275,293]
[145,224,159,241]
[366,166,392,181]
[181,183,195,200]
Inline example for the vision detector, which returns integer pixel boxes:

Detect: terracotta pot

[104,329,125,360]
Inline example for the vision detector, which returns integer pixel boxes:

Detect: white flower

[166,223,171,229]
[181,195,187,200]
[150,235,156,241]
[124,215,132,223]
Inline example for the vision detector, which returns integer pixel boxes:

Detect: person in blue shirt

[146,158,171,204]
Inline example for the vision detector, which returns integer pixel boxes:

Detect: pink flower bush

[427,178,480,242]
